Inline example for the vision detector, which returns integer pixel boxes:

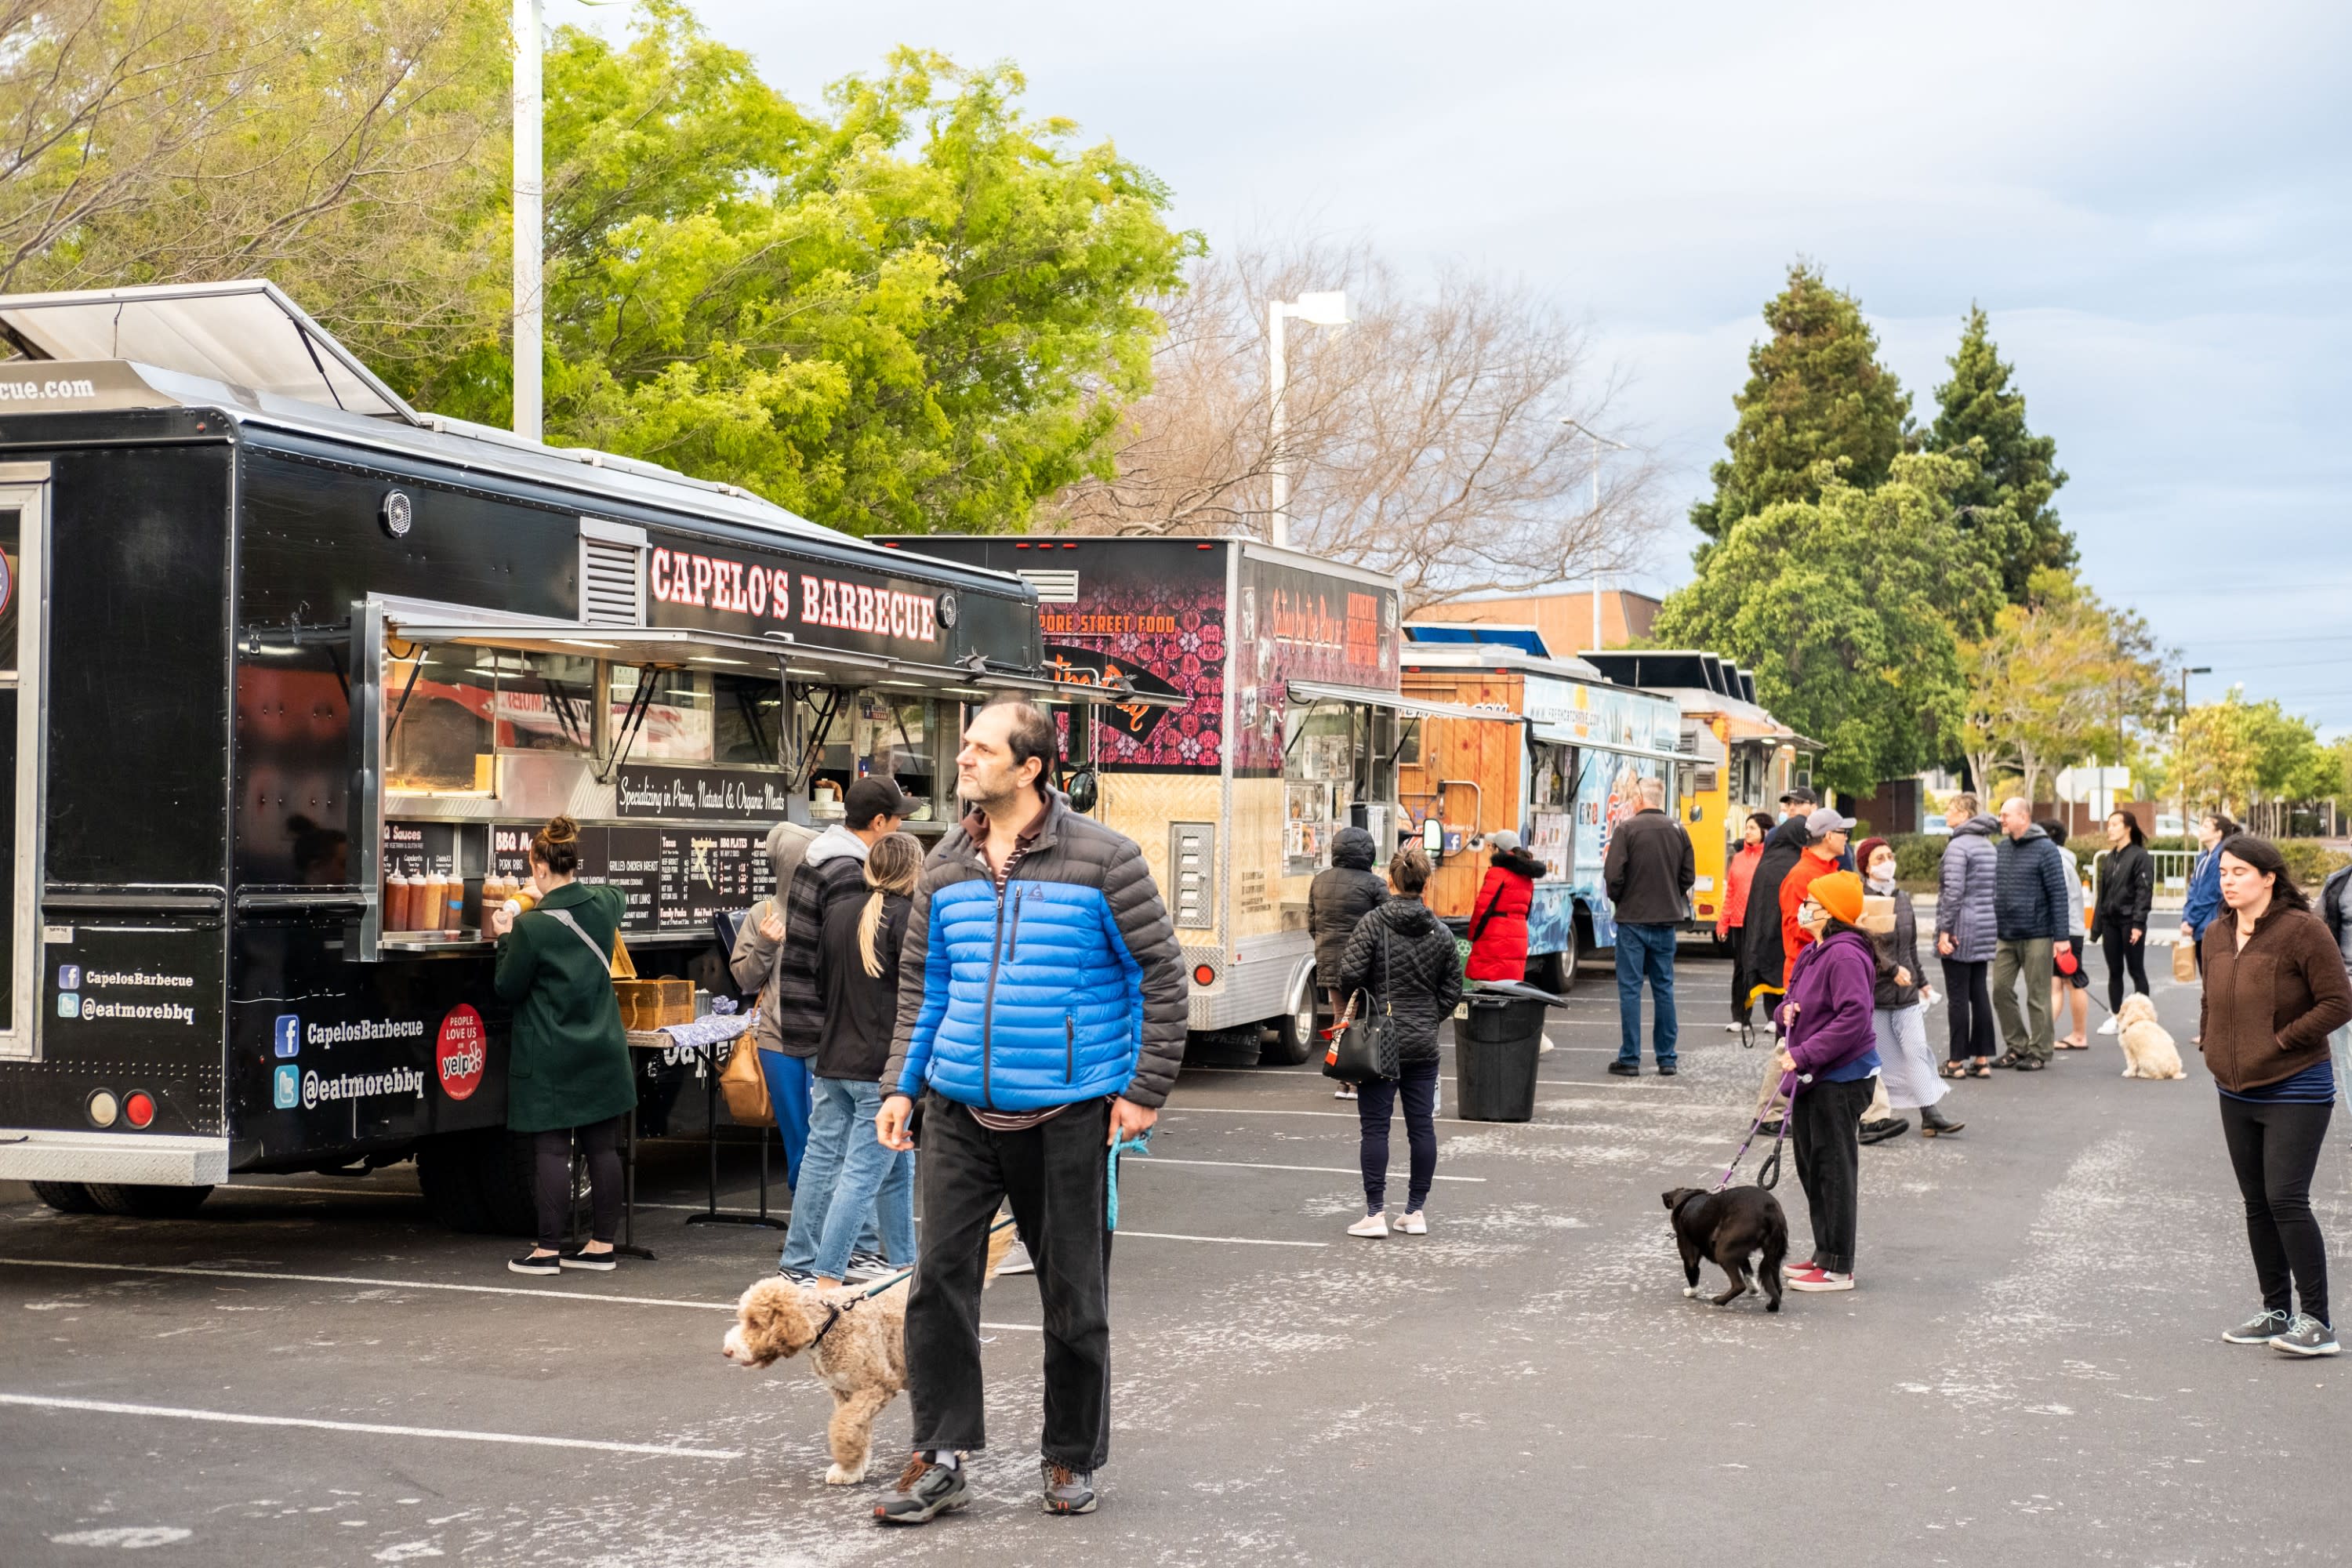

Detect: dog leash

[1107,1127,1152,1232]
[1715,1070,1802,1193]
[830,1214,1022,1309]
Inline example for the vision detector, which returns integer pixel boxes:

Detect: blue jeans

[778,1073,884,1276]
[756,1049,815,1188]
[1357,1056,1440,1215]
[809,1077,915,1279]
[1614,921,1679,1068]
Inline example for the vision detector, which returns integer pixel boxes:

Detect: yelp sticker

[436,1004,486,1101]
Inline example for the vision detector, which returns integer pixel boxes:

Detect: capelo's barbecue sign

[648,541,942,647]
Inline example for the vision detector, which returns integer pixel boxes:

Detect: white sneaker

[1346,1213,1388,1239]
[1722,1022,1744,1033]
[1396,1210,1428,1235]
[997,1239,1034,1276]
[1538,1033,1556,1054]
[2096,1016,2120,1036]
[1334,1084,1357,1100]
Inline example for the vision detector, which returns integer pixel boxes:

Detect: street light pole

[1559,419,1628,653]
[1266,292,1348,548]
[2177,664,2210,843]
[512,0,543,443]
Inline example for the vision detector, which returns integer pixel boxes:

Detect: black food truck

[0,281,1058,1229]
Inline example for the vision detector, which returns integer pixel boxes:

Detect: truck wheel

[1541,921,1584,998]
[1262,973,1321,1066]
[84,1183,212,1219]
[31,1181,101,1214]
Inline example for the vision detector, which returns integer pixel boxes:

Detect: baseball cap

[1804,807,1856,837]
[843,775,910,828]
[1486,829,1520,852]
[1780,785,1819,807]
[1809,870,1865,926]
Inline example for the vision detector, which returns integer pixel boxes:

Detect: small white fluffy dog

[2114,993,2186,1080]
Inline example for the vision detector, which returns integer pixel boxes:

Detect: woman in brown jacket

[2201,834,2352,1357]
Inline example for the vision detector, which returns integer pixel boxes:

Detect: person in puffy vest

[874,699,1184,1525]
[1339,844,1464,1240]
[1309,826,1388,1098]
[1465,829,1545,982]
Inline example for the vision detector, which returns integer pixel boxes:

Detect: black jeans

[2218,1094,2333,1324]
[1940,956,1996,1062]
[1729,942,1751,1025]
[1790,1075,1873,1273]
[1356,1055,1440,1214]
[533,1113,625,1250]
[906,1094,1114,1470]
[2100,924,2151,1010]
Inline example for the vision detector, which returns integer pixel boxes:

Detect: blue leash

[1107,1128,1152,1232]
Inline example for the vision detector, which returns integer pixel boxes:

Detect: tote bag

[1322,924,1402,1084]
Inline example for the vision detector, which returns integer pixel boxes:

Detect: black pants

[2100,924,2151,1010]
[1357,1055,1439,1214]
[533,1113,624,1250]
[1729,943,1751,1025]
[2218,1094,2333,1324]
[906,1094,1114,1470]
[1940,956,1996,1062]
[1790,1076,1873,1274]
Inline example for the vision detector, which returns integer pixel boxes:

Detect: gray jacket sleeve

[1102,837,1187,1109]
[729,898,780,994]
[1936,843,1963,938]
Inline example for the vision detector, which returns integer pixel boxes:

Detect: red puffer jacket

[1465,846,1545,981]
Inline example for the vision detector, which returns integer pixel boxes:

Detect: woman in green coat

[491,815,636,1276]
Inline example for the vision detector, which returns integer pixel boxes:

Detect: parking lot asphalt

[4,955,2346,1566]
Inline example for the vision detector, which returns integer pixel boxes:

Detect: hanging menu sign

[615,764,798,821]
[489,822,777,935]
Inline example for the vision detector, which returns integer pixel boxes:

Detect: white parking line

[216,1183,779,1217]
[0,1256,1048,1331]
[1116,1231,1329,1247]
[1136,1156,1484,1183]
[0,1392,742,1459]
[1164,1105,1582,1129]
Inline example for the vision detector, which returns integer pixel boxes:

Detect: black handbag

[1322,923,1401,1084]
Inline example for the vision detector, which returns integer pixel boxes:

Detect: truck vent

[579,522,646,626]
[1015,568,1079,604]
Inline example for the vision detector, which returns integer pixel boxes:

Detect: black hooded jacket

[1338,896,1465,1065]
[1739,815,1813,998]
[1309,826,1389,982]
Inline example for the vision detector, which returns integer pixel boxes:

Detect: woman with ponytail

[491,815,635,1276]
[792,830,922,1289]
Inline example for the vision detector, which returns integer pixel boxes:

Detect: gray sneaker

[2270,1314,2340,1357]
[1041,1459,1098,1515]
[843,1252,898,1285]
[998,1238,1035,1276]
[2223,1308,2291,1345]
[874,1454,969,1526]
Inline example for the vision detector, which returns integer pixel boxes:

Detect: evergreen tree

[1925,305,2074,601]
[1688,262,1913,548]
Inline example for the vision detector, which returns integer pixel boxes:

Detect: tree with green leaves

[1926,305,2074,601]
[1654,452,1999,797]
[1687,262,1913,550]
[1957,567,2170,804]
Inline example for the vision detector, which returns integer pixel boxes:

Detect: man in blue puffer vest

[873,698,1184,1525]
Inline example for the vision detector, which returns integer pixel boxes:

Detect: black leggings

[534,1113,626,1250]
[2100,924,2151,1010]
[2218,1094,2332,1324]
[1940,956,1996,1062]
[1729,945,1751,1026]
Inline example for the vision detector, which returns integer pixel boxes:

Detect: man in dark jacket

[1309,825,1388,1098]
[1740,812,1813,1013]
[771,777,906,1283]
[1602,777,1695,1076]
[1990,796,2069,1069]
[874,699,1184,1524]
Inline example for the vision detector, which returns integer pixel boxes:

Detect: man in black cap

[772,775,908,1283]
[1778,785,1819,821]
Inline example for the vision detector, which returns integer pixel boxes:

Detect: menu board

[465,821,777,935]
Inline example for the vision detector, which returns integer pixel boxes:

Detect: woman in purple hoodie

[1770,869,1882,1294]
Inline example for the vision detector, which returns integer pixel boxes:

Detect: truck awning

[1287,679,1510,726]
[384,619,1058,701]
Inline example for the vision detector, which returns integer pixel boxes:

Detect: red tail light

[1191,964,1215,986]
[122,1091,155,1129]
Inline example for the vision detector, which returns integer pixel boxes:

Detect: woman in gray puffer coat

[1935,800,2001,1077]
[1338,845,1463,1240]
[1310,826,1388,1099]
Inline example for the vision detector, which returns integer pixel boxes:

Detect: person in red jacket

[1465,830,1547,982]
[1779,808,1853,986]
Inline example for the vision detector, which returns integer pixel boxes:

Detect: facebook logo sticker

[273,1065,299,1110]
[56,964,80,989]
[274,1014,301,1058]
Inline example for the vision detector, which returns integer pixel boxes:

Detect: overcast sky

[550,0,2352,734]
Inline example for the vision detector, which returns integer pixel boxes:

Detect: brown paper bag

[2172,938,2197,985]
[719,1030,774,1126]
[1859,895,1897,935]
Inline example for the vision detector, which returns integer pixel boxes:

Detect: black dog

[1662,1185,1788,1312]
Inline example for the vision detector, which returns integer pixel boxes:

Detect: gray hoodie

[728,820,819,1056]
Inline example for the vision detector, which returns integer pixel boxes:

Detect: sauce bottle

[386,869,412,931]
[444,874,466,932]
[418,870,445,932]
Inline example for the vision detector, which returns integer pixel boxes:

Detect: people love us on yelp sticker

[436,1004,486,1101]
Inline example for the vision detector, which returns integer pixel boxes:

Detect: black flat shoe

[1606,1061,1640,1077]
[507,1250,560,1276]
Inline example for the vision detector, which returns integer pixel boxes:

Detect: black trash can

[1455,993,1547,1122]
